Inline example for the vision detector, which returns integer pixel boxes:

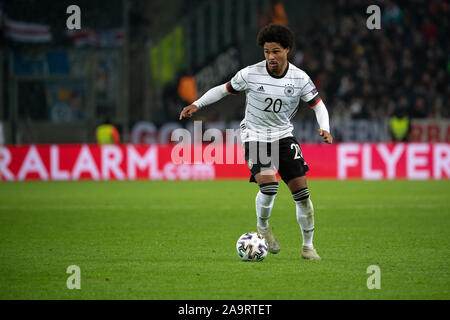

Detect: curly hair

[256,23,294,49]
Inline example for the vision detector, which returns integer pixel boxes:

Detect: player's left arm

[308,96,333,144]
[300,74,333,144]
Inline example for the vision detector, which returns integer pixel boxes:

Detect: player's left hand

[318,129,333,144]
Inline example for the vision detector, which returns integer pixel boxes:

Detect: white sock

[295,197,315,248]
[255,191,276,230]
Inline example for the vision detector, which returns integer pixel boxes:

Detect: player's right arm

[179,68,249,120]
[179,83,230,120]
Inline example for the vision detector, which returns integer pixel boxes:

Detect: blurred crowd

[294,0,449,121]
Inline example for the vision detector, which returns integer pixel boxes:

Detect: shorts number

[264,98,283,113]
[291,143,303,159]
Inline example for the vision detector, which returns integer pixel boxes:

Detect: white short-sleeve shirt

[228,60,321,143]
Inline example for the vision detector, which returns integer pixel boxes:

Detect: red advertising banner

[0,143,449,181]
[409,120,450,142]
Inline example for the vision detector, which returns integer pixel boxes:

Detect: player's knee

[293,188,314,218]
[292,188,314,211]
[259,182,279,196]
[292,187,310,202]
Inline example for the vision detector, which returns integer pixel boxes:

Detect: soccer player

[179,24,332,260]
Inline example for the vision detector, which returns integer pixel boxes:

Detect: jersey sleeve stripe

[308,95,322,107]
[226,81,239,94]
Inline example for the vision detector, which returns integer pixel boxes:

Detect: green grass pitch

[0,179,449,300]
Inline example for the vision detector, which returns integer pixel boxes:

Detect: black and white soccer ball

[236,232,268,262]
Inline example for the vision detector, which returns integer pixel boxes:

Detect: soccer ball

[236,232,268,261]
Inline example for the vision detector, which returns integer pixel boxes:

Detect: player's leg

[287,176,321,260]
[254,169,278,229]
[244,140,281,253]
[277,137,320,260]
[253,170,281,254]
[288,176,314,248]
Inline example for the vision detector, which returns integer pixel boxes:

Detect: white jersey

[228,61,320,143]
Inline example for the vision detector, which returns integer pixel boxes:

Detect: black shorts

[243,136,310,184]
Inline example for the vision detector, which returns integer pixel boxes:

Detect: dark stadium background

[1,0,448,145]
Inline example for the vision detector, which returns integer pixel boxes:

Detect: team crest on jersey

[284,84,294,97]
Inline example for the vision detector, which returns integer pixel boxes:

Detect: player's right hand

[179,105,199,120]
